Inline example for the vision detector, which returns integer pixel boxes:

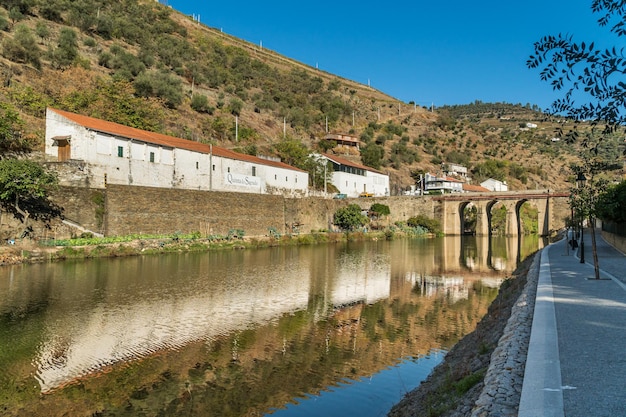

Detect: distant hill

[0,0,614,192]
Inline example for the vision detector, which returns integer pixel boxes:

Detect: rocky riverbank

[389,250,539,417]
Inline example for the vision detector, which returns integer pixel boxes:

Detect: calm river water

[0,235,541,417]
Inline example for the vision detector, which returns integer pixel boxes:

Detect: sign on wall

[225,173,261,188]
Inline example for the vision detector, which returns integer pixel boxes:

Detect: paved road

[519,229,626,417]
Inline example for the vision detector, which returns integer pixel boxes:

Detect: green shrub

[333,204,368,231]
[370,203,390,217]
[191,94,210,113]
[0,14,9,31]
[3,24,41,69]
[134,70,183,108]
[407,215,441,234]
[52,27,78,69]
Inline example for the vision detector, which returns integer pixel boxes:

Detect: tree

[191,94,212,113]
[228,98,243,116]
[273,138,310,168]
[52,27,79,68]
[35,21,50,43]
[333,204,368,231]
[2,24,41,69]
[528,2,626,279]
[596,180,626,223]
[0,103,29,156]
[304,155,332,191]
[527,1,626,139]
[0,159,61,228]
[134,70,183,108]
[360,142,384,170]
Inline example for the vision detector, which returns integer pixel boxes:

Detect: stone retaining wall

[103,185,436,237]
[3,185,437,240]
[601,230,626,254]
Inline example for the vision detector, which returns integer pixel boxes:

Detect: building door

[56,138,71,161]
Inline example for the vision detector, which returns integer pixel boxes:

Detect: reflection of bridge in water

[396,235,546,276]
[433,190,570,237]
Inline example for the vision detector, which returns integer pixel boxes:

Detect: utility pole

[209,144,213,191]
[324,161,327,196]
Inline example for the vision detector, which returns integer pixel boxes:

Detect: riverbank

[389,249,539,417]
[0,229,416,266]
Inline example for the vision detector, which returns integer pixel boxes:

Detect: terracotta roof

[322,153,386,175]
[48,108,306,173]
[463,183,491,193]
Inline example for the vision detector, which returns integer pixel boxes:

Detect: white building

[424,173,464,193]
[322,153,389,197]
[443,163,468,179]
[480,178,508,192]
[45,108,309,196]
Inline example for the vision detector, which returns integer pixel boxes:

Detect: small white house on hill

[321,153,389,197]
[44,108,309,196]
[480,178,508,192]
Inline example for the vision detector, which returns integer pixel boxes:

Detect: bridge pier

[475,202,490,237]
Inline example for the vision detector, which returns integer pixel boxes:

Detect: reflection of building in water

[405,273,503,303]
[34,274,308,392]
[331,259,390,306]
[34,257,392,393]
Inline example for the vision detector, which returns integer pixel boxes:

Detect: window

[275,174,277,180]
[212,164,215,171]
[196,161,199,169]
[117,146,124,157]
[285,176,288,182]
[227,167,230,173]
[149,152,155,163]
[252,166,256,176]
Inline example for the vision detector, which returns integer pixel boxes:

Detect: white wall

[46,109,308,196]
[330,171,389,198]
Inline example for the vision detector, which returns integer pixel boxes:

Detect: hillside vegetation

[0,0,620,192]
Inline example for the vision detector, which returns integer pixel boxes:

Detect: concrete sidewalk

[519,229,626,417]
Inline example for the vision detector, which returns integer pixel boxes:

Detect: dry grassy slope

[0,3,577,191]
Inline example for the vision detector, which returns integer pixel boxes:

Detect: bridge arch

[435,191,569,237]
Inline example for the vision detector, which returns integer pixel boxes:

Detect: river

[0,235,541,416]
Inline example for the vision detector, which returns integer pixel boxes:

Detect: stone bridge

[433,190,571,236]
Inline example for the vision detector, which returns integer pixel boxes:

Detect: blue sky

[164,0,618,111]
